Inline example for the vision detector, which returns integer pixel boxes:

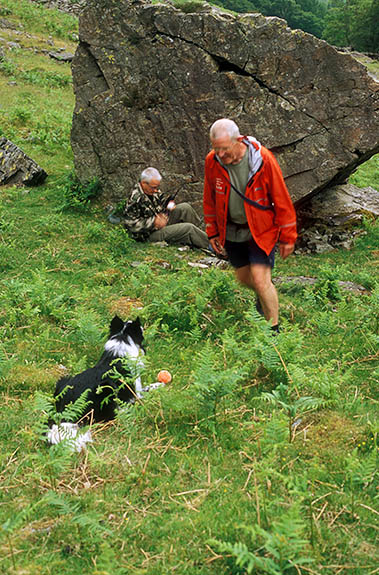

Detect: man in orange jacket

[203,118,297,332]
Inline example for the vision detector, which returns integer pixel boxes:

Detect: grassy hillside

[0,0,77,172]
[0,2,378,575]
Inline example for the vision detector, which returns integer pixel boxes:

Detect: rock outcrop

[49,50,75,62]
[0,138,47,186]
[30,0,85,15]
[297,183,379,252]
[71,0,379,208]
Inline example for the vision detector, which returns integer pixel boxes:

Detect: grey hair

[140,167,162,183]
[210,118,241,141]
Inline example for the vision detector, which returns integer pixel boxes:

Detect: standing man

[123,167,209,250]
[203,118,297,332]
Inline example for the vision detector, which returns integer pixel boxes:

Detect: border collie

[47,315,163,450]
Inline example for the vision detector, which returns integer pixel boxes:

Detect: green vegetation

[322,0,379,52]
[0,0,78,40]
[55,171,103,212]
[0,4,76,172]
[0,2,378,574]
[213,0,379,52]
[350,154,379,190]
[172,0,208,12]
[1,177,378,574]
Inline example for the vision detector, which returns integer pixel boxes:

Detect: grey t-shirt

[225,149,251,242]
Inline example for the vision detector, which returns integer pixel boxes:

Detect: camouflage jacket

[123,183,167,241]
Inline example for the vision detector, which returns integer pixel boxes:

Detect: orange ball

[157,370,172,384]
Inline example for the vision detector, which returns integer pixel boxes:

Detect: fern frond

[33,391,56,419]
[43,491,81,515]
[209,537,279,574]
[60,388,91,422]
[33,391,58,440]
[1,498,45,534]
[73,512,112,535]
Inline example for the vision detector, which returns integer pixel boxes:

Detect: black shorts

[224,237,275,269]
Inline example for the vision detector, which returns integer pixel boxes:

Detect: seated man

[123,167,210,250]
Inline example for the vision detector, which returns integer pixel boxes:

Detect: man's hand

[154,213,169,230]
[279,243,295,259]
[210,236,226,256]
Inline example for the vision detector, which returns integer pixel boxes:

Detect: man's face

[141,178,161,196]
[211,134,240,164]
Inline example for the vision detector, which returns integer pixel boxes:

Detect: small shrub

[28,122,69,148]
[172,0,206,13]
[20,67,72,88]
[309,265,343,306]
[10,106,33,124]
[56,172,102,211]
[0,57,17,76]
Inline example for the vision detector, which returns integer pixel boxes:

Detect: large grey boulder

[71,0,379,208]
[297,183,379,252]
[300,183,379,226]
[0,138,47,186]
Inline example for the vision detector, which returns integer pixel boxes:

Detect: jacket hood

[242,136,263,179]
[215,136,263,179]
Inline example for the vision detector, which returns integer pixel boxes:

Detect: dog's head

[109,315,144,350]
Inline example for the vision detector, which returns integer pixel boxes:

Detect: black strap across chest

[215,154,274,212]
[227,177,274,212]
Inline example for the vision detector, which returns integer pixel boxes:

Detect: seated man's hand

[154,213,169,230]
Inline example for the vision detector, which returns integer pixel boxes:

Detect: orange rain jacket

[203,138,297,255]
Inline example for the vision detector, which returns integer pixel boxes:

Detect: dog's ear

[129,316,144,346]
[109,315,124,335]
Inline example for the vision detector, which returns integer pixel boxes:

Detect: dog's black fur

[54,315,144,423]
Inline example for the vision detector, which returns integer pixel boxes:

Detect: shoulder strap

[214,153,274,212]
[228,178,274,212]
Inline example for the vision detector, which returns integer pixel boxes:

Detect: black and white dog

[47,315,163,450]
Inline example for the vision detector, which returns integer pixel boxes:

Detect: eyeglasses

[147,183,160,190]
[212,141,237,154]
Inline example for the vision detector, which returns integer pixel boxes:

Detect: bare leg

[235,264,279,325]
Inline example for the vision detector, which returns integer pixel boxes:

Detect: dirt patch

[108,297,144,317]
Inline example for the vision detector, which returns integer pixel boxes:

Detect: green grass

[0,182,377,574]
[0,1,76,173]
[350,154,379,190]
[0,2,378,575]
[0,0,78,41]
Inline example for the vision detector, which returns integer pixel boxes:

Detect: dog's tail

[47,422,93,452]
